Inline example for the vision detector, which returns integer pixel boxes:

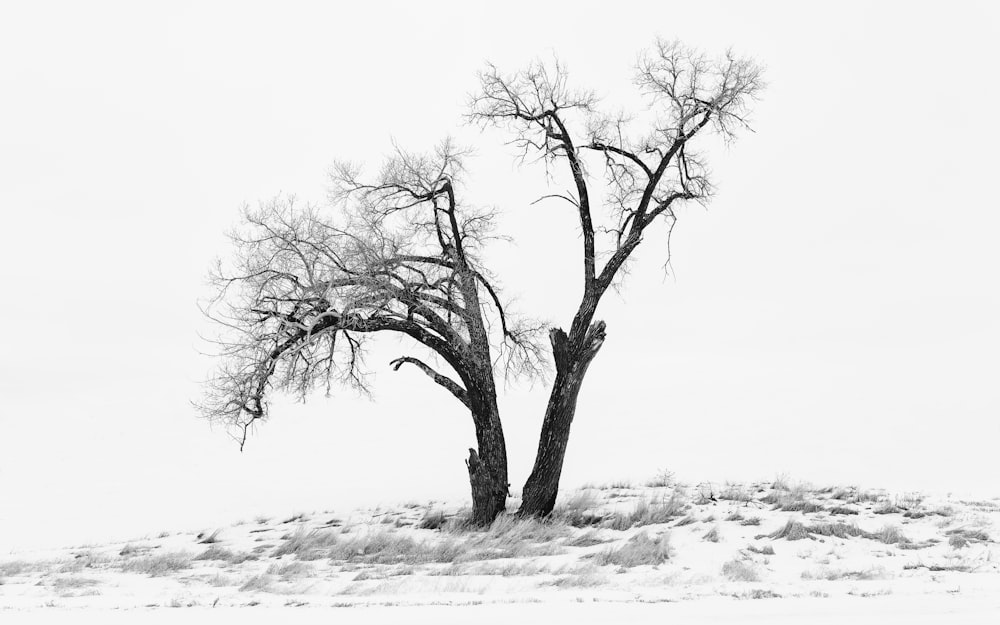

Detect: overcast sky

[2,1,998,552]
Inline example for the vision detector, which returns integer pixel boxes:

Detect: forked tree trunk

[466,378,509,525]
[518,321,606,517]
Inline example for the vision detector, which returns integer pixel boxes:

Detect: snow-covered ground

[2,478,998,621]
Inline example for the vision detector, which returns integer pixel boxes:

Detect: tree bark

[518,320,606,517]
[465,374,509,526]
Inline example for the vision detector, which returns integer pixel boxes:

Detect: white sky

[1,1,998,552]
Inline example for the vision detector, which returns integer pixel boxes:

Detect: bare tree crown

[470,39,763,296]
[200,139,545,447]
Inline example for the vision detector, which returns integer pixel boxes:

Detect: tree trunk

[466,377,509,526]
[518,320,606,517]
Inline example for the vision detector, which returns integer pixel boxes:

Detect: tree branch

[390,356,470,408]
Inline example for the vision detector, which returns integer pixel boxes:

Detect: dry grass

[872,525,911,545]
[547,571,608,587]
[553,490,603,527]
[604,490,685,530]
[807,522,867,539]
[765,519,811,541]
[48,575,100,589]
[674,515,697,527]
[418,509,448,530]
[565,529,610,548]
[828,506,860,515]
[802,566,888,581]
[703,526,722,543]
[239,574,273,592]
[590,533,671,567]
[194,546,256,564]
[272,529,339,560]
[120,552,192,576]
[719,484,754,504]
[747,544,775,555]
[722,558,761,582]
[327,531,464,565]
[266,561,314,578]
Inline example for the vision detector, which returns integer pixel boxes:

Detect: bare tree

[201,38,762,523]
[200,139,545,525]
[469,39,764,516]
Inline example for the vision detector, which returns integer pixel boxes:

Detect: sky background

[2,1,998,552]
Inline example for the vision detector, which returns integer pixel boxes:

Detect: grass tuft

[121,553,192,577]
[194,546,256,564]
[765,519,811,541]
[273,529,339,560]
[590,533,671,567]
[418,509,448,531]
[722,558,761,582]
[604,490,685,530]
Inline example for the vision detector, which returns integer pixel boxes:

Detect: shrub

[747,544,775,555]
[703,526,722,543]
[646,469,676,488]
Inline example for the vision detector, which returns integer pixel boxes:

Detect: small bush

[722,558,761,582]
[740,517,762,526]
[591,533,671,567]
[725,511,744,522]
[646,468,675,488]
[747,544,775,555]
[703,526,722,543]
